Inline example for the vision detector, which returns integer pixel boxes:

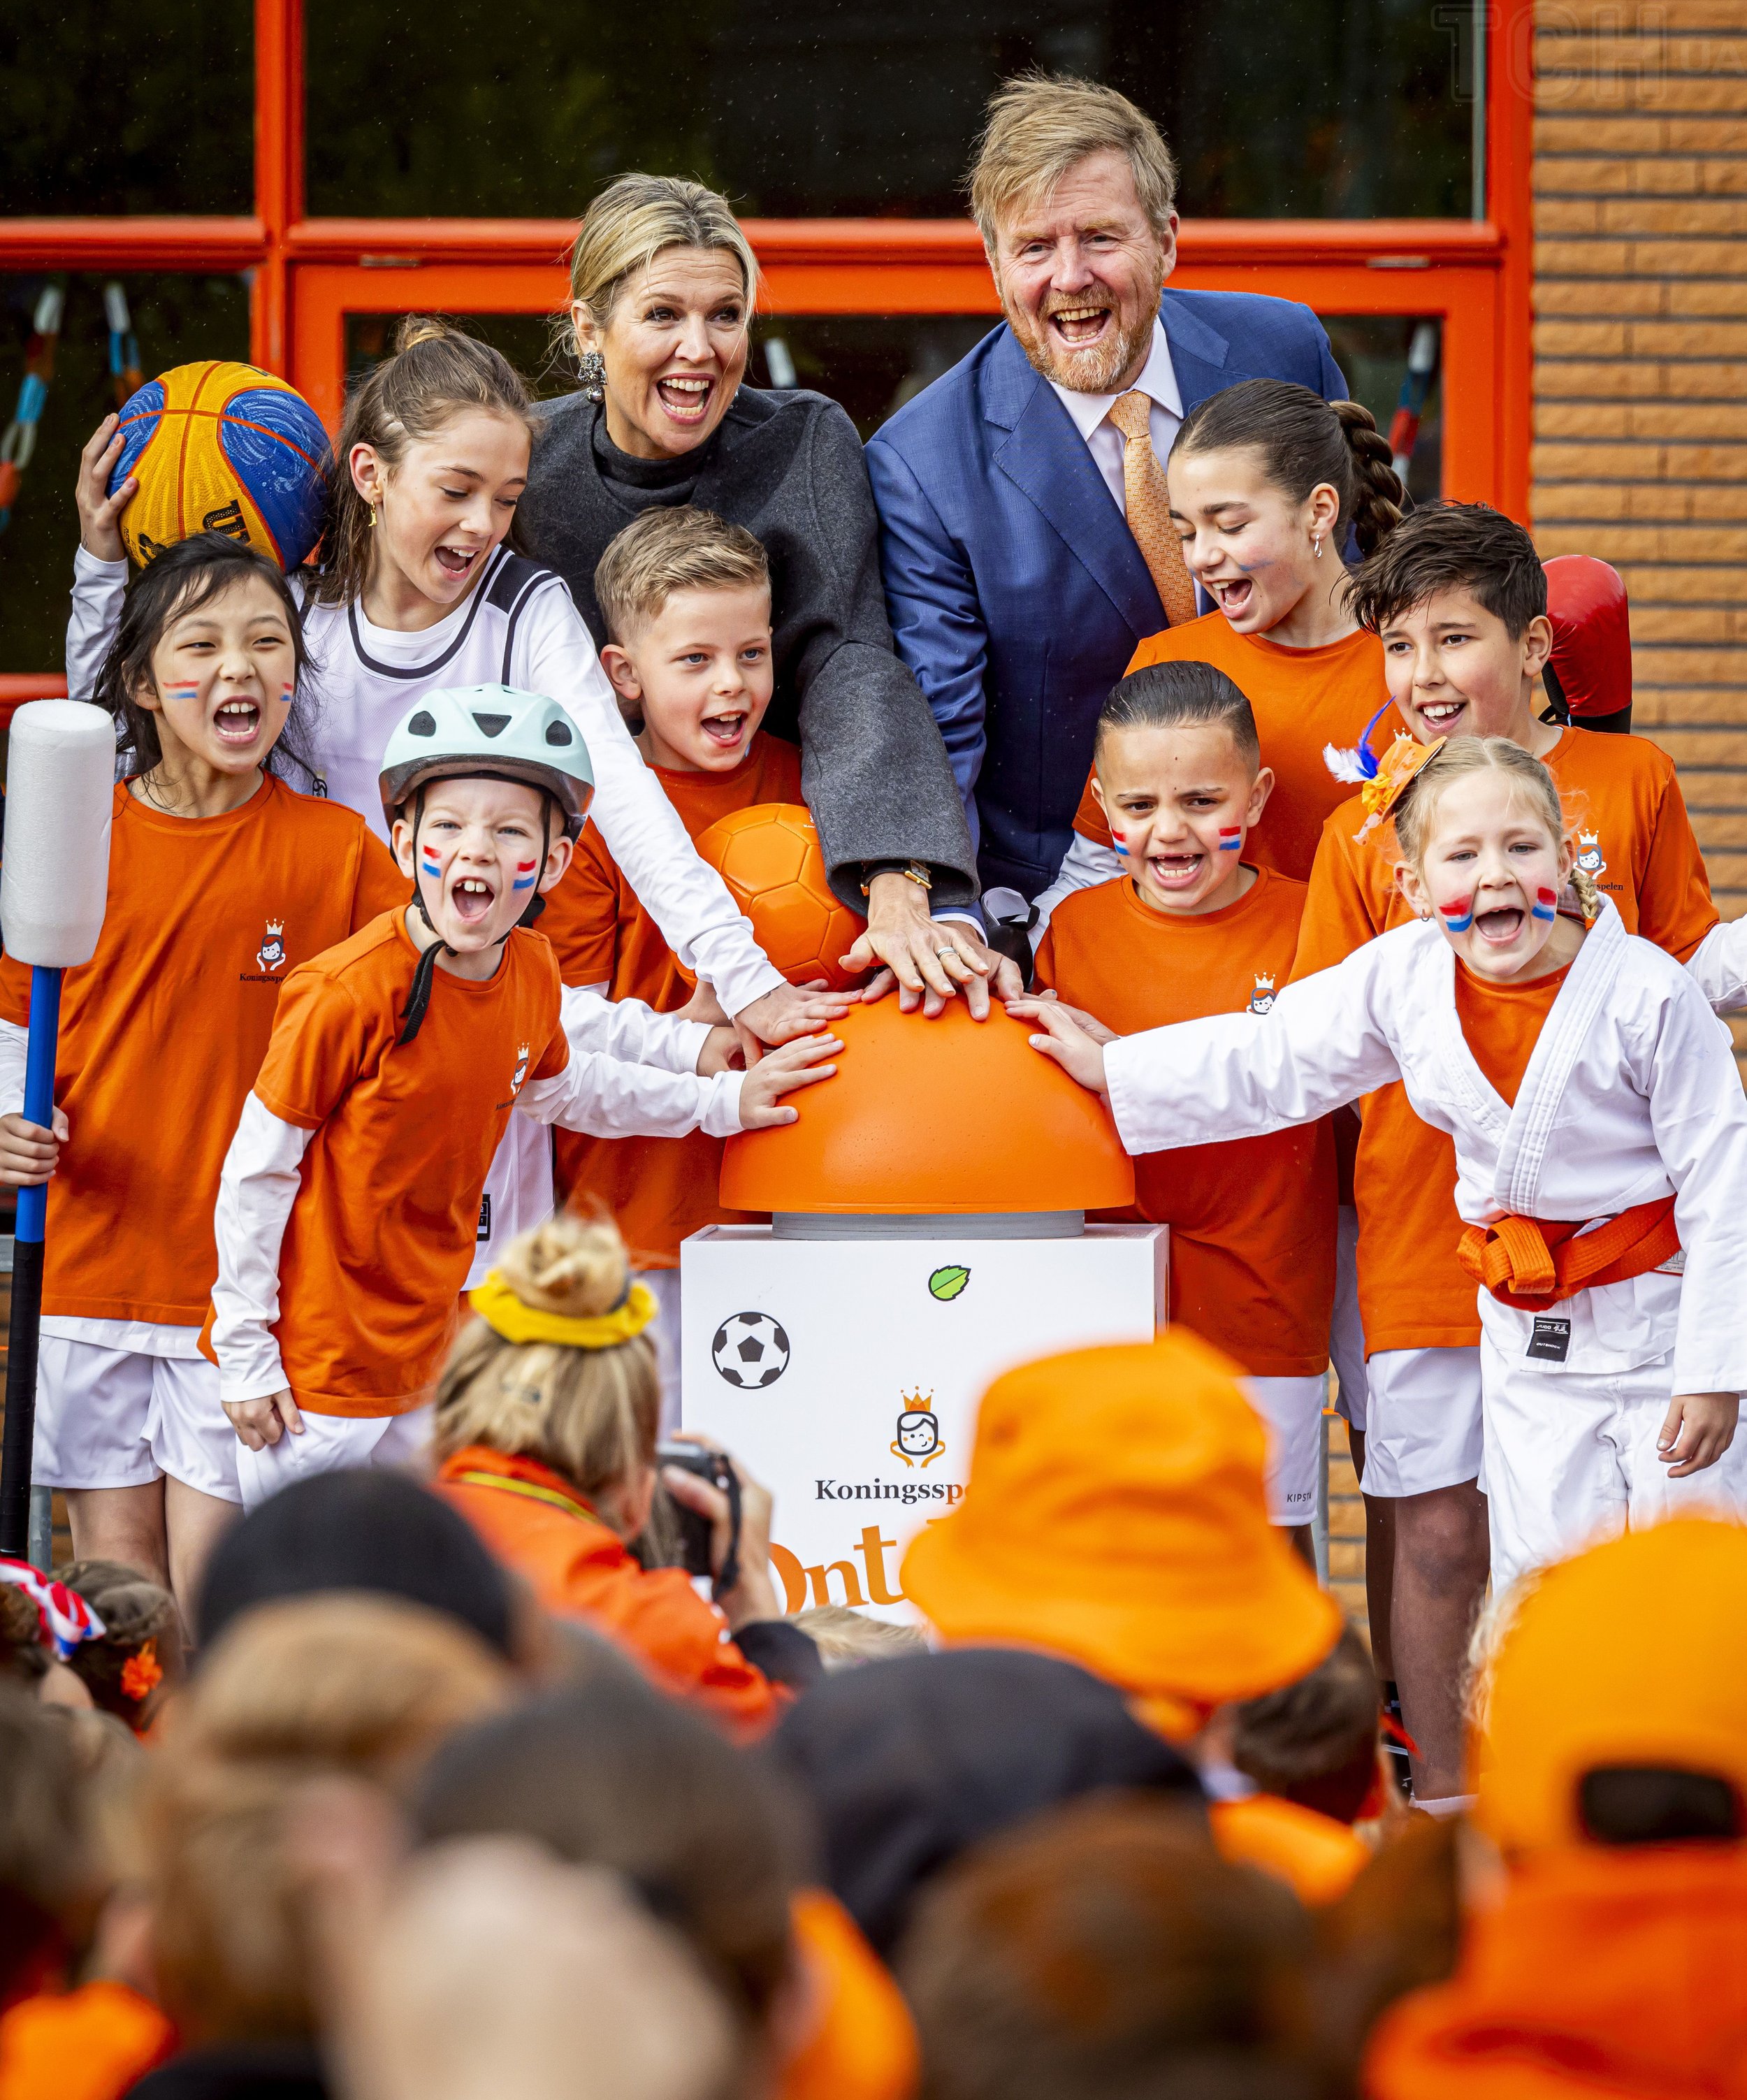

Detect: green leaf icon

[929,1265,971,1302]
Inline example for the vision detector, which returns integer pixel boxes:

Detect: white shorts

[1358,1345,1483,1499]
[467,1115,555,1291]
[1329,1205,1369,1434]
[1481,1335,1747,1593]
[34,1338,240,1502]
[1242,1375,1326,1526]
[233,1403,435,1513]
[639,1268,683,1440]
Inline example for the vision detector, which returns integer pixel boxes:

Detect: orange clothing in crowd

[1210,1794,1370,1909]
[1034,867,1335,1377]
[436,1442,785,1739]
[1365,1844,1747,2100]
[249,914,568,1416]
[541,731,802,1261]
[1071,614,1391,881]
[0,1981,175,2100]
[0,778,401,1328]
[1454,962,1571,1110]
[779,1890,920,2100]
[1293,726,1718,1354]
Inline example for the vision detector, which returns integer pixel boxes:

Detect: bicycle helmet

[377,687,595,1043]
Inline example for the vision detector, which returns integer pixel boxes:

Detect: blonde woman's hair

[564,174,759,359]
[433,1213,660,1498]
[315,315,536,610]
[966,73,1177,251]
[595,507,769,646]
[1391,736,1603,922]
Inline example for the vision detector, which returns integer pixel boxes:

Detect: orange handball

[720,994,1136,1216]
[691,802,869,991]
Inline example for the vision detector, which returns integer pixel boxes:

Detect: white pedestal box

[680,1222,1167,1623]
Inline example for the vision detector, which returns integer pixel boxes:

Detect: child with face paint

[1020,737,1747,1609]
[1028,662,1336,1546]
[207,688,839,1512]
[1033,377,1407,932]
[0,534,409,1611]
[1291,502,1730,1809]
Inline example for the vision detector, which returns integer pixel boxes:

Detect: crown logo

[516,1042,530,1062]
[265,918,284,936]
[1254,971,1275,994]
[901,1388,934,1410]
[1579,830,1599,849]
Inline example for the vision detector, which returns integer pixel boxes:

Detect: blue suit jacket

[867,290,1347,897]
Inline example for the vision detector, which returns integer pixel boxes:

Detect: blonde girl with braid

[1017,734,1747,1621]
[433,1214,813,1738]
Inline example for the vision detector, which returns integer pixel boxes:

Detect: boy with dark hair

[1293,499,1746,1814]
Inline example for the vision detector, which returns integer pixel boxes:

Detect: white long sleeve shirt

[1104,897,1747,1393]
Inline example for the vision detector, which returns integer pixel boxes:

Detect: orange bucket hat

[1474,1517,1747,1859]
[899,1331,1341,1738]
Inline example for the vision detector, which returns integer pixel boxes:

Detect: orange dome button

[719,996,1136,1217]
[692,803,868,992]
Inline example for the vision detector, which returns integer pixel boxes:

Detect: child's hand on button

[0,1109,68,1187]
[736,1033,841,1128]
[1008,996,1111,1095]
[225,1390,306,1451]
[695,1024,742,1077]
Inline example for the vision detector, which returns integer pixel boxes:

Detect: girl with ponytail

[1035,377,1406,918]
[433,1213,813,1738]
[69,317,848,1304]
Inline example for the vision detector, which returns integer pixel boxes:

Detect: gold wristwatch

[860,860,934,897]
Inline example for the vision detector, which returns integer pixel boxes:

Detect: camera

[653,1442,742,1600]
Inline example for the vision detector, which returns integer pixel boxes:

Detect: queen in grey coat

[514,174,1015,1016]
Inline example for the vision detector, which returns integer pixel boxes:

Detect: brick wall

[1532,0,1747,1004]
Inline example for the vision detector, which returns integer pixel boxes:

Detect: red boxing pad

[1544,556,1632,720]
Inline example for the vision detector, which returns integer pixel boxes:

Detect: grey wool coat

[516,386,979,912]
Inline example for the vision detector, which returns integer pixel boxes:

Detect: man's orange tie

[1107,389,1198,628]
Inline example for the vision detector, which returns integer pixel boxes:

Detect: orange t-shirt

[779,1890,920,2100]
[1454,962,1571,1109]
[540,731,803,1266]
[1071,614,1392,881]
[436,1444,785,1739]
[0,778,402,1328]
[250,912,568,1415]
[1293,726,1718,1354]
[1034,867,1335,1377]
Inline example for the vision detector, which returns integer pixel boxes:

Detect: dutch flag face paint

[1532,885,1558,922]
[1217,825,1242,852]
[1439,894,1474,933]
[511,857,540,893]
[1110,827,1131,857]
[164,683,200,704]
[421,846,444,882]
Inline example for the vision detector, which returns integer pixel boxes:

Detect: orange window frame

[1,0,1535,703]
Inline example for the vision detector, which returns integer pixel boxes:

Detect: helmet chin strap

[397,788,554,1046]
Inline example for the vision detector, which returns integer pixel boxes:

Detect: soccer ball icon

[711,1311,791,1389]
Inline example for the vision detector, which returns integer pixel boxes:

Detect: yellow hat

[899,1331,1341,1737]
[1475,1518,1747,1858]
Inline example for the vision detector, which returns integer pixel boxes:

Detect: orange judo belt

[1458,1196,1679,1312]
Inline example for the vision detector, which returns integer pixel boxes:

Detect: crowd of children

[0,305,1744,2092]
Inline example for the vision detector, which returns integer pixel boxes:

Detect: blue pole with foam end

[0,697,116,1562]
[0,966,62,1558]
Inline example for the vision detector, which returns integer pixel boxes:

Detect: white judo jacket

[1104,897,1747,1392]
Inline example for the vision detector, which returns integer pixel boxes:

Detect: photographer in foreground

[434,1215,816,1738]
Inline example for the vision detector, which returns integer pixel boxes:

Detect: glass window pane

[0,3,252,214]
[307,0,1476,220]
[0,275,251,674]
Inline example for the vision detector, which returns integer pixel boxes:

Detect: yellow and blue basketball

[108,361,330,570]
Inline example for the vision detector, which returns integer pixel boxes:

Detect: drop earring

[1312,533,1324,559]
[579,350,606,405]
[366,503,377,530]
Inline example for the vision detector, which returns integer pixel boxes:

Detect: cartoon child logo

[254,918,287,973]
[892,1396,945,1470]
[1248,971,1276,1015]
[510,1042,530,1095]
[1576,830,1607,877]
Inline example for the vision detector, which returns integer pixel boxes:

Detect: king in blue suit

[868,94,1347,905]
